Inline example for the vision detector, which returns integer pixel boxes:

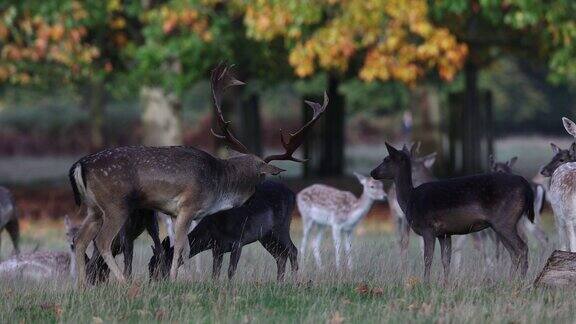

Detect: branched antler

[263,91,329,163]
[210,62,249,154]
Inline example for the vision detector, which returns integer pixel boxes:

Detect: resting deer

[371,143,534,282]
[489,155,548,246]
[149,180,297,281]
[0,186,19,258]
[0,216,77,281]
[69,63,327,286]
[298,173,386,270]
[541,117,576,251]
[85,209,162,284]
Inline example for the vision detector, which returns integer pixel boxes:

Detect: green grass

[1,219,575,323]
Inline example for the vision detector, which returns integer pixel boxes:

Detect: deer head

[210,63,328,177]
[489,155,517,174]
[354,172,386,200]
[370,143,411,180]
[541,142,576,177]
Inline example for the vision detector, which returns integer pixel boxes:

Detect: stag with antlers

[69,63,327,287]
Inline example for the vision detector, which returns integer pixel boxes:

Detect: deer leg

[398,216,411,266]
[553,206,567,250]
[422,232,435,283]
[5,218,19,255]
[300,217,313,261]
[492,226,528,277]
[170,212,194,281]
[74,207,102,288]
[331,226,342,270]
[438,235,451,284]
[343,230,353,271]
[473,231,494,271]
[564,219,576,252]
[94,205,129,283]
[122,238,134,279]
[211,247,224,280]
[312,227,325,270]
[452,235,466,272]
[228,244,243,280]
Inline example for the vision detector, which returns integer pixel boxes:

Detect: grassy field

[1,217,575,323]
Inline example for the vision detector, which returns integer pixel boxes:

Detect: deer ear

[422,153,437,169]
[385,142,399,156]
[563,117,576,137]
[353,172,367,184]
[410,142,421,157]
[260,163,285,175]
[551,143,561,154]
[508,157,518,168]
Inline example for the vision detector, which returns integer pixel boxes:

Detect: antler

[263,92,329,163]
[210,63,250,154]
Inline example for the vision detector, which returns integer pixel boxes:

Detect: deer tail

[524,180,535,223]
[69,161,87,206]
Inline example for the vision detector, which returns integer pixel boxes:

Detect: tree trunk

[534,250,576,287]
[82,81,106,152]
[462,60,482,174]
[140,86,183,146]
[238,94,262,156]
[321,74,345,176]
[410,85,442,170]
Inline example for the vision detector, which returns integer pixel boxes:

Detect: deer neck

[344,192,375,227]
[217,157,260,210]
[394,163,414,218]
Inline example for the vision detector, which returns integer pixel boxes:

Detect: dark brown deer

[0,186,19,258]
[149,180,297,281]
[69,63,327,286]
[370,143,534,283]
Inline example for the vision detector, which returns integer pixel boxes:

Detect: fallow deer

[69,63,327,286]
[0,216,77,281]
[541,117,576,251]
[489,155,548,246]
[148,180,297,281]
[297,173,386,270]
[371,143,534,282]
[388,143,494,272]
[0,186,19,258]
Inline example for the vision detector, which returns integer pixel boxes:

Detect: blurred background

[1,0,576,227]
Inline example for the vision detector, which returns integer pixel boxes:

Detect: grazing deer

[298,173,386,270]
[489,155,548,246]
[541,117,576,251]
[0,186,19,258]
[149,180,297,281]
[371,143,534,282]
[85,209,162,284]
[69,63,327,286]
[0,216,77,281]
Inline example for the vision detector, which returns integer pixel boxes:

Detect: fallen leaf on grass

[128,282,141,299]
[155,308,166,320]
[40,303,63,318]
[355,282,369,295]
[93,316,104,324]
[405,276,421,289]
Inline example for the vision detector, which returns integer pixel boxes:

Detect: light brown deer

[0,216,76,281]
[297,173,386,270]
[69,63,327,286]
